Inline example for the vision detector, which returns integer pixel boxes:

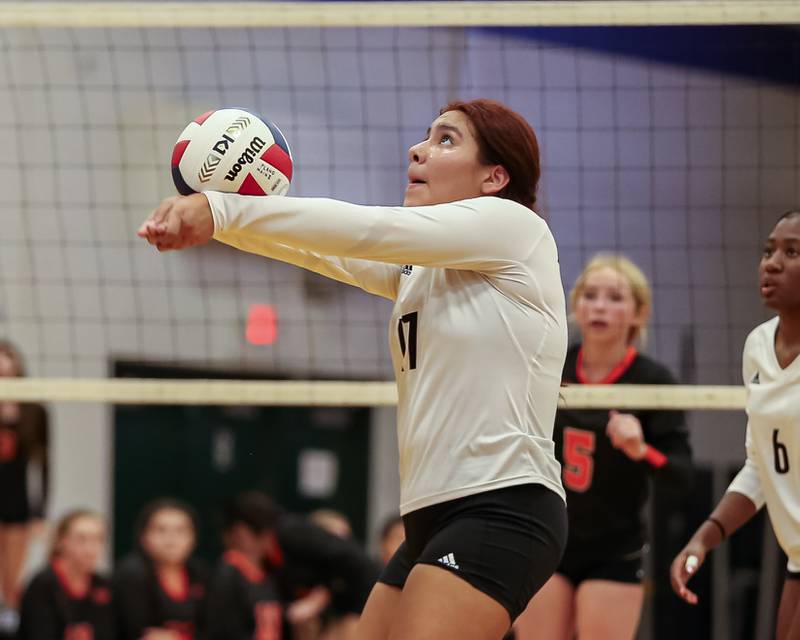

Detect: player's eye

[439,134,453,145]
[786,246,798,257]
[762,245,774,258]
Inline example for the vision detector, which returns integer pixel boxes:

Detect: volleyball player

[0,341,48,621]
[113,499,206,640]
[18,510,113,640]
[139,98,568,639]
[515,254,692,639]
[671,210,800,640]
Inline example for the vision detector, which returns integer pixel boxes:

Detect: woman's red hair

[441,99,541,210]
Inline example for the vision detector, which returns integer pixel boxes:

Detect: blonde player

[139,99,568,640]
[671,210,800,640]
[517,255,691,640]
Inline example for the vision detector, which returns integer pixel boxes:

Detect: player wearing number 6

[671,210,800,640]
[516,254,692,640]
[139,99,568,640]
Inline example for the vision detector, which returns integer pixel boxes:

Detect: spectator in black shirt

[18,509,113,640]
[113,498,206,640]
[207,491,379,640]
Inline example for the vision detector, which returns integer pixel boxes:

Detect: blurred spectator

[0,341,48,629]
[306,509,360,640]
[113,498,206,640]
[377,516,404,567]
[18,509,112,640]
[205,492,286,640]
[208,491,379,640]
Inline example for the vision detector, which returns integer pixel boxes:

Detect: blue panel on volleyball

[237,108,291,157]
[265,119,291,156]
[172,165,195,195]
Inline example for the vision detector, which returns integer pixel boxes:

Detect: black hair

[134,497,198,546]
[777,209,800,224]
[222,491,281,534]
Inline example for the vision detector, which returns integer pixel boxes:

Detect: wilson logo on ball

[171,108,293,196]
[224,137,266,182]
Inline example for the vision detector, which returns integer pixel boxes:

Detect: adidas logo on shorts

[437,553,459,570]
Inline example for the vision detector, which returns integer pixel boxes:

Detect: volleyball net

[0,1,797,409]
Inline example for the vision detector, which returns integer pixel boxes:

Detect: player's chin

[403,185,431,207]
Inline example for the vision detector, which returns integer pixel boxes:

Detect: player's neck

[156,561,186,575]
[580,340,631,381]
[775,311,800,368]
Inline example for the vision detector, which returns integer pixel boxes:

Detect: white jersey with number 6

[206,193,568,515]
[728,316,800,569]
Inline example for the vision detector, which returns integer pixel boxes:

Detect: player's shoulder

[465,196,547,226]
[744,317,779,355]
[629,351,678,384]
[25,565,59,592]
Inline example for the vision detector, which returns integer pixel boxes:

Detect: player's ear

[480,164,510,196]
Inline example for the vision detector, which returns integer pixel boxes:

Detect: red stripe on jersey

[644,445,668,469]
[158,567,190,602]
[575,345,638,385]
[52,559,91,600]
[224,550,266,584]
[171,140,190,167]
[261,144,293,181]
[238,173,266,196]
[193,110,214,125]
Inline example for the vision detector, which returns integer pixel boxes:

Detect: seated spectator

[113,498,206,640]
[205,493,286,640]
[207,491,379,640]
[18,509,113,640]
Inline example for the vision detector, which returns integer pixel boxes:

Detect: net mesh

[0,1,797,403]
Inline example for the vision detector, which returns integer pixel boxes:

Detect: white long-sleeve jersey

[205,193,567,514]
[728,317,800,570]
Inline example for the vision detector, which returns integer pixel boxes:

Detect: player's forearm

[215,230,399,300]
[207,192,543,269]
[690,491,758,552]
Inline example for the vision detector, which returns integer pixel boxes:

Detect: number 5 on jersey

[563,427,596,492]
[397,311,418,371]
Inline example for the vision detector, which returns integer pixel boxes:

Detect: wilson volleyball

[171,108,293,196]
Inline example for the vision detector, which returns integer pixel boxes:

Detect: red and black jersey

[112,553,206,640]
[556,344,692,554]
[205,550,284,640]
[18,561,114,640]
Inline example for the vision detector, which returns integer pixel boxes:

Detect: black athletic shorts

[0,459,30,524]
[556,541,645,586]
[786,568,800,581]
[378,483,567,621]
